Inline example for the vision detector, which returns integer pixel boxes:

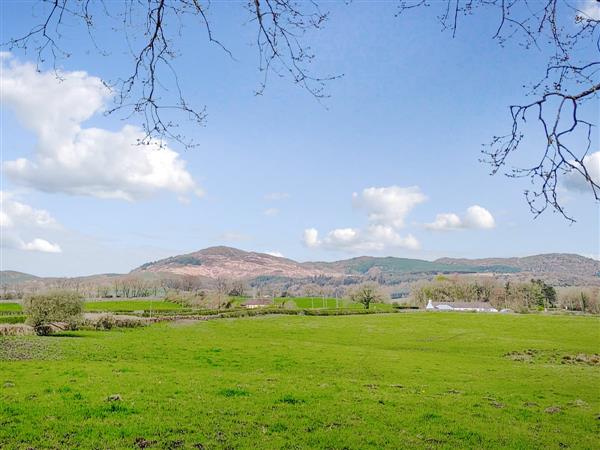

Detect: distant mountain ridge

[133,246,600,281]
[309,256,520,276]
[435,253,600,277]
[5,248,598,285]
[134,246,335,280]
[0,271,39,284]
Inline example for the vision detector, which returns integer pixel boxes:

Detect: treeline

[410,276,599,313]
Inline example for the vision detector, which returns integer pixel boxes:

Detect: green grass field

[0,298,378,313]
[0,301,183,313]
[83,300,184,312]
[0,303,22,312]
[273,297,394,310]
[1,313,599,449]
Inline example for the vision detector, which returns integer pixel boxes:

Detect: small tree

[350,284,385,310]
[23,290,84,335]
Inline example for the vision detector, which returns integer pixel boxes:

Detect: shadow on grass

[47,332,86,338]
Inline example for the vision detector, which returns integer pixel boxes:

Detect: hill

[308,256,520,276]
[0,271,39,284]
[135,246,524,280]
[436,253,600,277]
[7,248,596,287]
[133,246,337,279]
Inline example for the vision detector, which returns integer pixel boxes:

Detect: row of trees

[410,276,599,313]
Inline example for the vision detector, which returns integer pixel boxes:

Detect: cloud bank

[426,205,496,231]
[0,192,62,253]
[303,186,425,252]
[1,56,202,201]
[563,151,600,193]
[579,0,600,20]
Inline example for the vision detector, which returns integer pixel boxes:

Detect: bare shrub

[85,313,147,329]
[94,314,116,330]
[557,287,600,314]
[0,324,35,336]
[165,290,206,307]
[280,300,297,310]
[112,315,147,328]
[23,290,84,335]
[350,284,387,309]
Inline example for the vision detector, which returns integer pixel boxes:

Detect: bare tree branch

[4,0,337,148]
[398,0,600,220]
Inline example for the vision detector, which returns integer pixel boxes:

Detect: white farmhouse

[426,300,498,312]
[241,299,272,309]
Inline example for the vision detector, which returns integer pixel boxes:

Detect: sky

[1,1,599,277]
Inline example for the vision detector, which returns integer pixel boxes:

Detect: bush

[112,315,147,328]
[0,315,27,324]
[84,313,147,330]
[94,314,116,330]
[165,291,206,307]
[349,284,387,309]
[0,324,35,336]
[23,290,84,335]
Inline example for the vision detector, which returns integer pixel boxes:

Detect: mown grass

[0,315,26,324]
[0,303,22,312]
[1,313,598,449]
[1,298,382,314]
[274,297,393,310]
[83,300,183,312]
[0,300,185,313]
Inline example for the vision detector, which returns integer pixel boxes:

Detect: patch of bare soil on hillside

[504,349,600,366]
[0,337,61,361]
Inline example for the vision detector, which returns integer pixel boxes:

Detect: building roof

[430,301,495,309]
[242,299,272,306]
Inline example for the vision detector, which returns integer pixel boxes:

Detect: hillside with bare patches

[133,246,338,279]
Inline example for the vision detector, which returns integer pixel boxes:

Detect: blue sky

[1,1,598,276]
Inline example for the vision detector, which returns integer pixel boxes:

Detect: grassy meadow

[0,303,22,312]
[0,297,378,313]
[1,312,599,449]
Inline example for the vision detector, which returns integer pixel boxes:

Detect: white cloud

[1,56,202,201]
[303,228,321,248]
[303,186,424,253]
[564,152,600,193]
[265,192,290,201]
[265,251,284,258]
[303,225,420,252]
[0,191,62,253]
[579,1,600,20]
[426,205,496,231]
[22,238,62,253]
[352,185,427,228]
[264,207,279,217]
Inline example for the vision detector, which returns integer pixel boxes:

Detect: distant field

[83,300,183,312]
[0,303,21,312]
[274,297,394,310]
[0,301,182,313]
[0,298,386,313]
[1,313,598,449]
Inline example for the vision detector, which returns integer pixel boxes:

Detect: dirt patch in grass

[505,349,600,366]
[560,353,600,366]
[544,406,562,414]
[134,437,157,448]
[0,337,61,361]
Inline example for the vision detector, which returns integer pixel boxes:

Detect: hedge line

[0,315,27,324]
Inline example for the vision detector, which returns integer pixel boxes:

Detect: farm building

[426,300,498,312]
[241,299,272,309]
